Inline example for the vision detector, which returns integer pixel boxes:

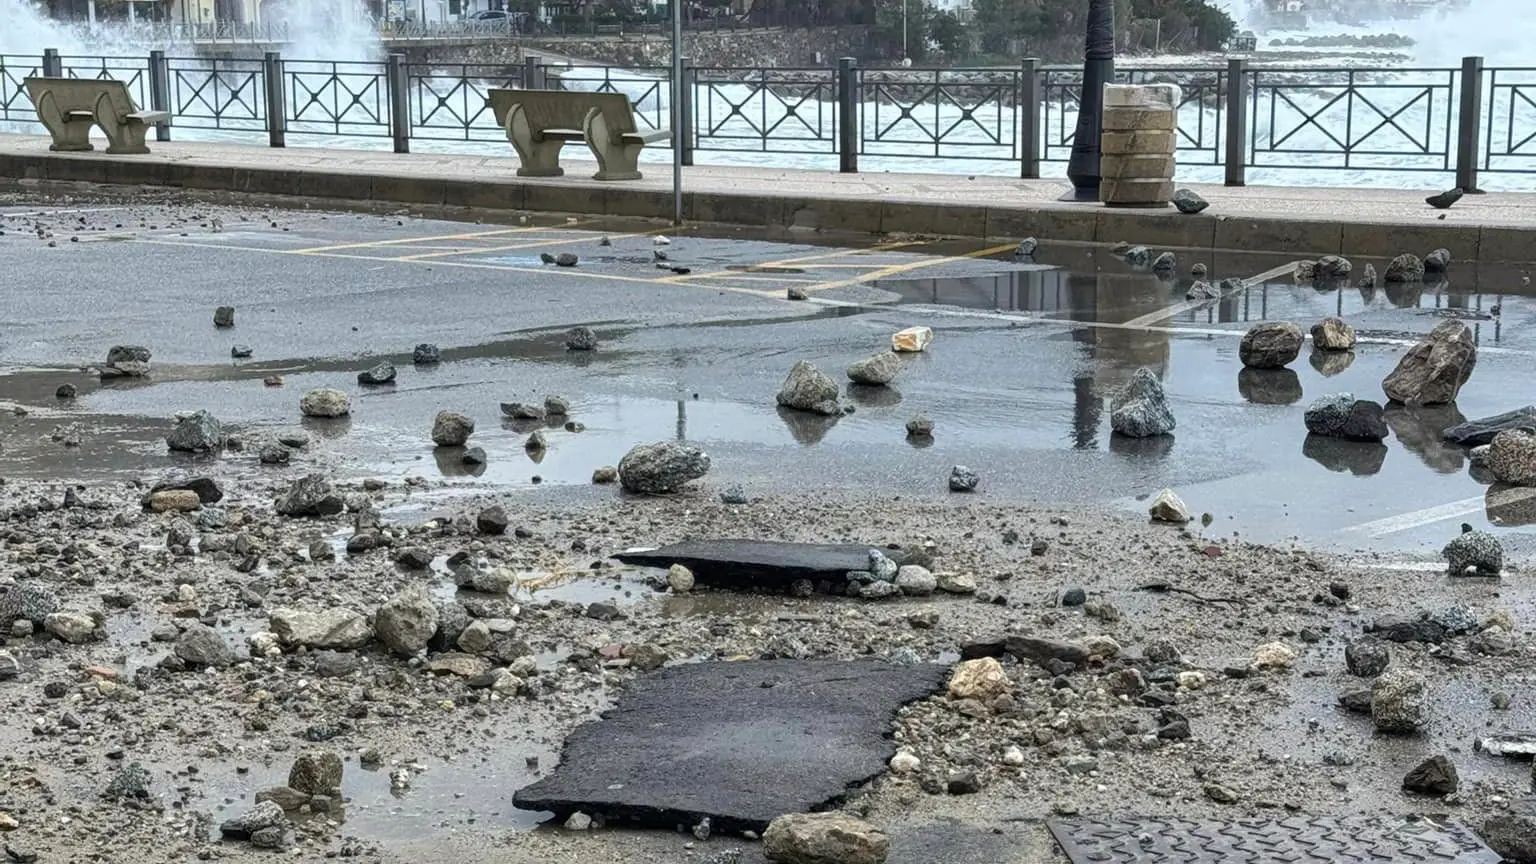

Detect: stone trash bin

[1100,84,1182,208]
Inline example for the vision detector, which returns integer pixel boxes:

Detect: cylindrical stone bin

[1100,84,1181,208]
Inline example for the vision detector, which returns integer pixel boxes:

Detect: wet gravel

[0,469,1531,863]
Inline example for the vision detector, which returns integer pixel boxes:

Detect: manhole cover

[1046,814,1501,863]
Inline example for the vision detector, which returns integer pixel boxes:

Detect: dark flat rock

[613,540,909,590]
[1442,407,1536,447]
[511,659,946,832]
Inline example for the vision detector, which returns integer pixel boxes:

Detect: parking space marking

[1121,262,1302,328]
[793,242,1020,293]
[657,240,928,284]
[292,222,593,254]
[1342,497,1492,537]
[130,236,781,297]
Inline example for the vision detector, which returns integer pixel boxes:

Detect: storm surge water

[0,0,92,56]
[1413,0,1536,66]
[265,0,383,65]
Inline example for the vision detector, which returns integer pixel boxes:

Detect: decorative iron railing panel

[694,67,837,153]
[167,56,266,132]
[859,68,1023,162]
[285,61,391,139]
[1247,67,1457,172]
[407,63,525,143]
[1484,67,1536,174]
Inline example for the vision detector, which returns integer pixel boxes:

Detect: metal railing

[6,49,1536,190]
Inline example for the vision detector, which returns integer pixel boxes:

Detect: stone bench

[485,88,670,181]
[24,76,170,156]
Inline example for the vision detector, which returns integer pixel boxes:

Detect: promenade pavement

[4,132,1536,260]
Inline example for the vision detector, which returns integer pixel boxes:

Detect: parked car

[469,9,511,19]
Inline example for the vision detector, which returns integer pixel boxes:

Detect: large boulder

[1239,322,1304,369]
[1443,407,1536,447]
[1110,367,1175,438]
[776,361,841,415]
[102,345,151,378]
[375,588,439,657]
[1443,527,1502,576]
[1315,255,1352,281]
[300,388,351,418]
[1303,393,1388,442]
[1172,188,1208,214]
[1383,253,1425,283]
[274,474,345,517]
[357,362,396,386]
[288,751,344,796]
[174,623,236,668]
[1149,488,1191,523]
[618,442,711,494]
[762,812,889,864]
[948,657,1010,701]
[1382,320,1476,406]
[431,411,475,447]
[166,410,225,453]
[846,352,901,386]
[1371,668,1427,734]
[1488,430,1536,486]
[269,608,372,650]
[1310,317,1356,351]
[149,477,223,505]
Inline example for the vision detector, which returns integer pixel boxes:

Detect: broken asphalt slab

[511,659,947,832]
[612,540,913,591]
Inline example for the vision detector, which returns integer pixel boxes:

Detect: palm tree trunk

[1066,0,1115,199]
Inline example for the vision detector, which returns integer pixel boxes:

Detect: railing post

[1224,57,1248,187]
[263,51,286,149]
[523,52,542,89]
[42,48,62,78]
[680,56,695,167]
[148,50,171,142]
[387,53,410,154]
[1020,57,1040,179]
[837,56,858,174]
[1456,55,1484,193]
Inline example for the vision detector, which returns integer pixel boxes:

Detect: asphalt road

[0,195,1533,563]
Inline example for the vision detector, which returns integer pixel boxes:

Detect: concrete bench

[24,76,170,155]
[485,88,670,181]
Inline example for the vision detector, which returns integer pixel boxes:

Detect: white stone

[1177,671,1207,690]
[1254,641,1297,669]
[889,751,921,774]
[667,564,695,594]
[1002,746,1025,767]
[936,572,977,594]
[948,657,1010,701]
[564,811,592,831]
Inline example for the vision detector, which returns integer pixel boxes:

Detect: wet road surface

[1,197,1534,564]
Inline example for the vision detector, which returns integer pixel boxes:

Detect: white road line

[1122,262,1302,328]
[806,297,1535,355]
[1342,497,1488,537]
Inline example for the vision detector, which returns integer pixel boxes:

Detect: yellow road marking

[794,242,1019,293]
[292,221,592,254]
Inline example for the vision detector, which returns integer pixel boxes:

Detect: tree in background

[968,0,1232,58]
[868,0,960,62]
